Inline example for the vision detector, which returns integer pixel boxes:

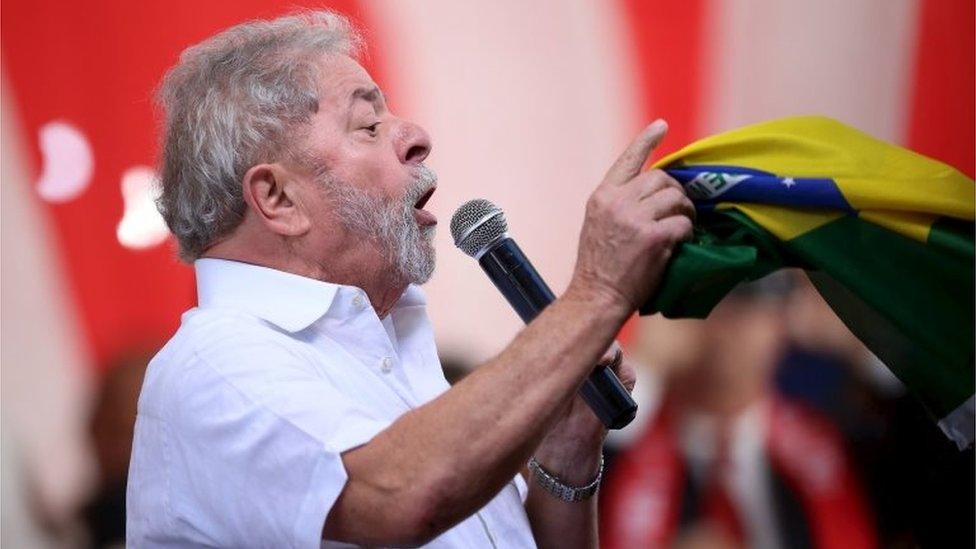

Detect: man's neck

[203,241,409,318]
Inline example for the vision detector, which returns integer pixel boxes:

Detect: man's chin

[388,242,435,286]
[413,270,434,286]
[413,256,436,286]
[411,248,436,285]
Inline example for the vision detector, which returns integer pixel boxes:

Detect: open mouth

[412,186,438,226]
[414,186,435,210]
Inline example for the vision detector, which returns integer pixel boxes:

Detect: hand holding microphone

[451,199,640,428]
[451,120,694,429]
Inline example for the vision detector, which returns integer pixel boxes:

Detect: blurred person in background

[778,279,975,547]
[2,350,149,549]
[77,352,150,548]
[1,428,57,548]
[774,276,896,439]
[601,274,876,549]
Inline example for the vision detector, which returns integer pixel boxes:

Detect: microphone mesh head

[450,198,508,257]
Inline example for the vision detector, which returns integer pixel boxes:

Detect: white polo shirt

[126,258,535,548]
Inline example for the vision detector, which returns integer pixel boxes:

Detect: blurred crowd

[2,271,973,548]
[602,271,975,548]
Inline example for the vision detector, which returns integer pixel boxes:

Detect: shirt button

[352,294,365,309]
[380,357,393,373]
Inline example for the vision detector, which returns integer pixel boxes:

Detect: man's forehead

[317,54,380,103]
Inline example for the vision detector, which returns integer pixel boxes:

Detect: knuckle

[623,149,641,164]
[666,217,694,244]
[662,173,683,190]
[614,151,637,171]
[649,169,675,188]
[586,193,599,209]
[588,191,608,211]
[636,171,662,190]
[661,186,685,203]
[642,225,667,247]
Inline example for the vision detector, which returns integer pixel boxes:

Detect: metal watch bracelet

[527,455,604,503]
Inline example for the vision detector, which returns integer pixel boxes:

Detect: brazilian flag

[642,116,975,449]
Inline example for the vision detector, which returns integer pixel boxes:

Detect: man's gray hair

[156,10,362,261]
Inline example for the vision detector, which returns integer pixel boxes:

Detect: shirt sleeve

[160,331,389,549]
[514,472,529,503]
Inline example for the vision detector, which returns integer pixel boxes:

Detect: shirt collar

[395,284,427,308]
[194,258,427,331]
[195,258,339,332]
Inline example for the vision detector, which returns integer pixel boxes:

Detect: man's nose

[396,121,432,165]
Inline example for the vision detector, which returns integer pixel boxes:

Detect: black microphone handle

[477,237,638,430]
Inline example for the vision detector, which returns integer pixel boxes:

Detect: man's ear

[241,163,311,236]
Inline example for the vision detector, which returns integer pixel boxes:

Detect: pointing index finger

[606,119,668,184]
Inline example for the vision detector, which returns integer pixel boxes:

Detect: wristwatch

[527,455,604,503]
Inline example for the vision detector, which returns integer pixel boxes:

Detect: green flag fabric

[641,116,975,448]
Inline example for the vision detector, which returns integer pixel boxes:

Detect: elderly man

[126,10,693,548]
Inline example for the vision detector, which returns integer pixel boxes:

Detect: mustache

[405,164,438,206]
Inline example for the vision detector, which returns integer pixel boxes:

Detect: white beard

[325,165,437,285]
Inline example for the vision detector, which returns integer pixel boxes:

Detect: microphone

[450,199,638,430]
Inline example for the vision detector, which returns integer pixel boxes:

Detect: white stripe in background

[0,73,94,524]
[364,0,642,362]
[702,0,920,143]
